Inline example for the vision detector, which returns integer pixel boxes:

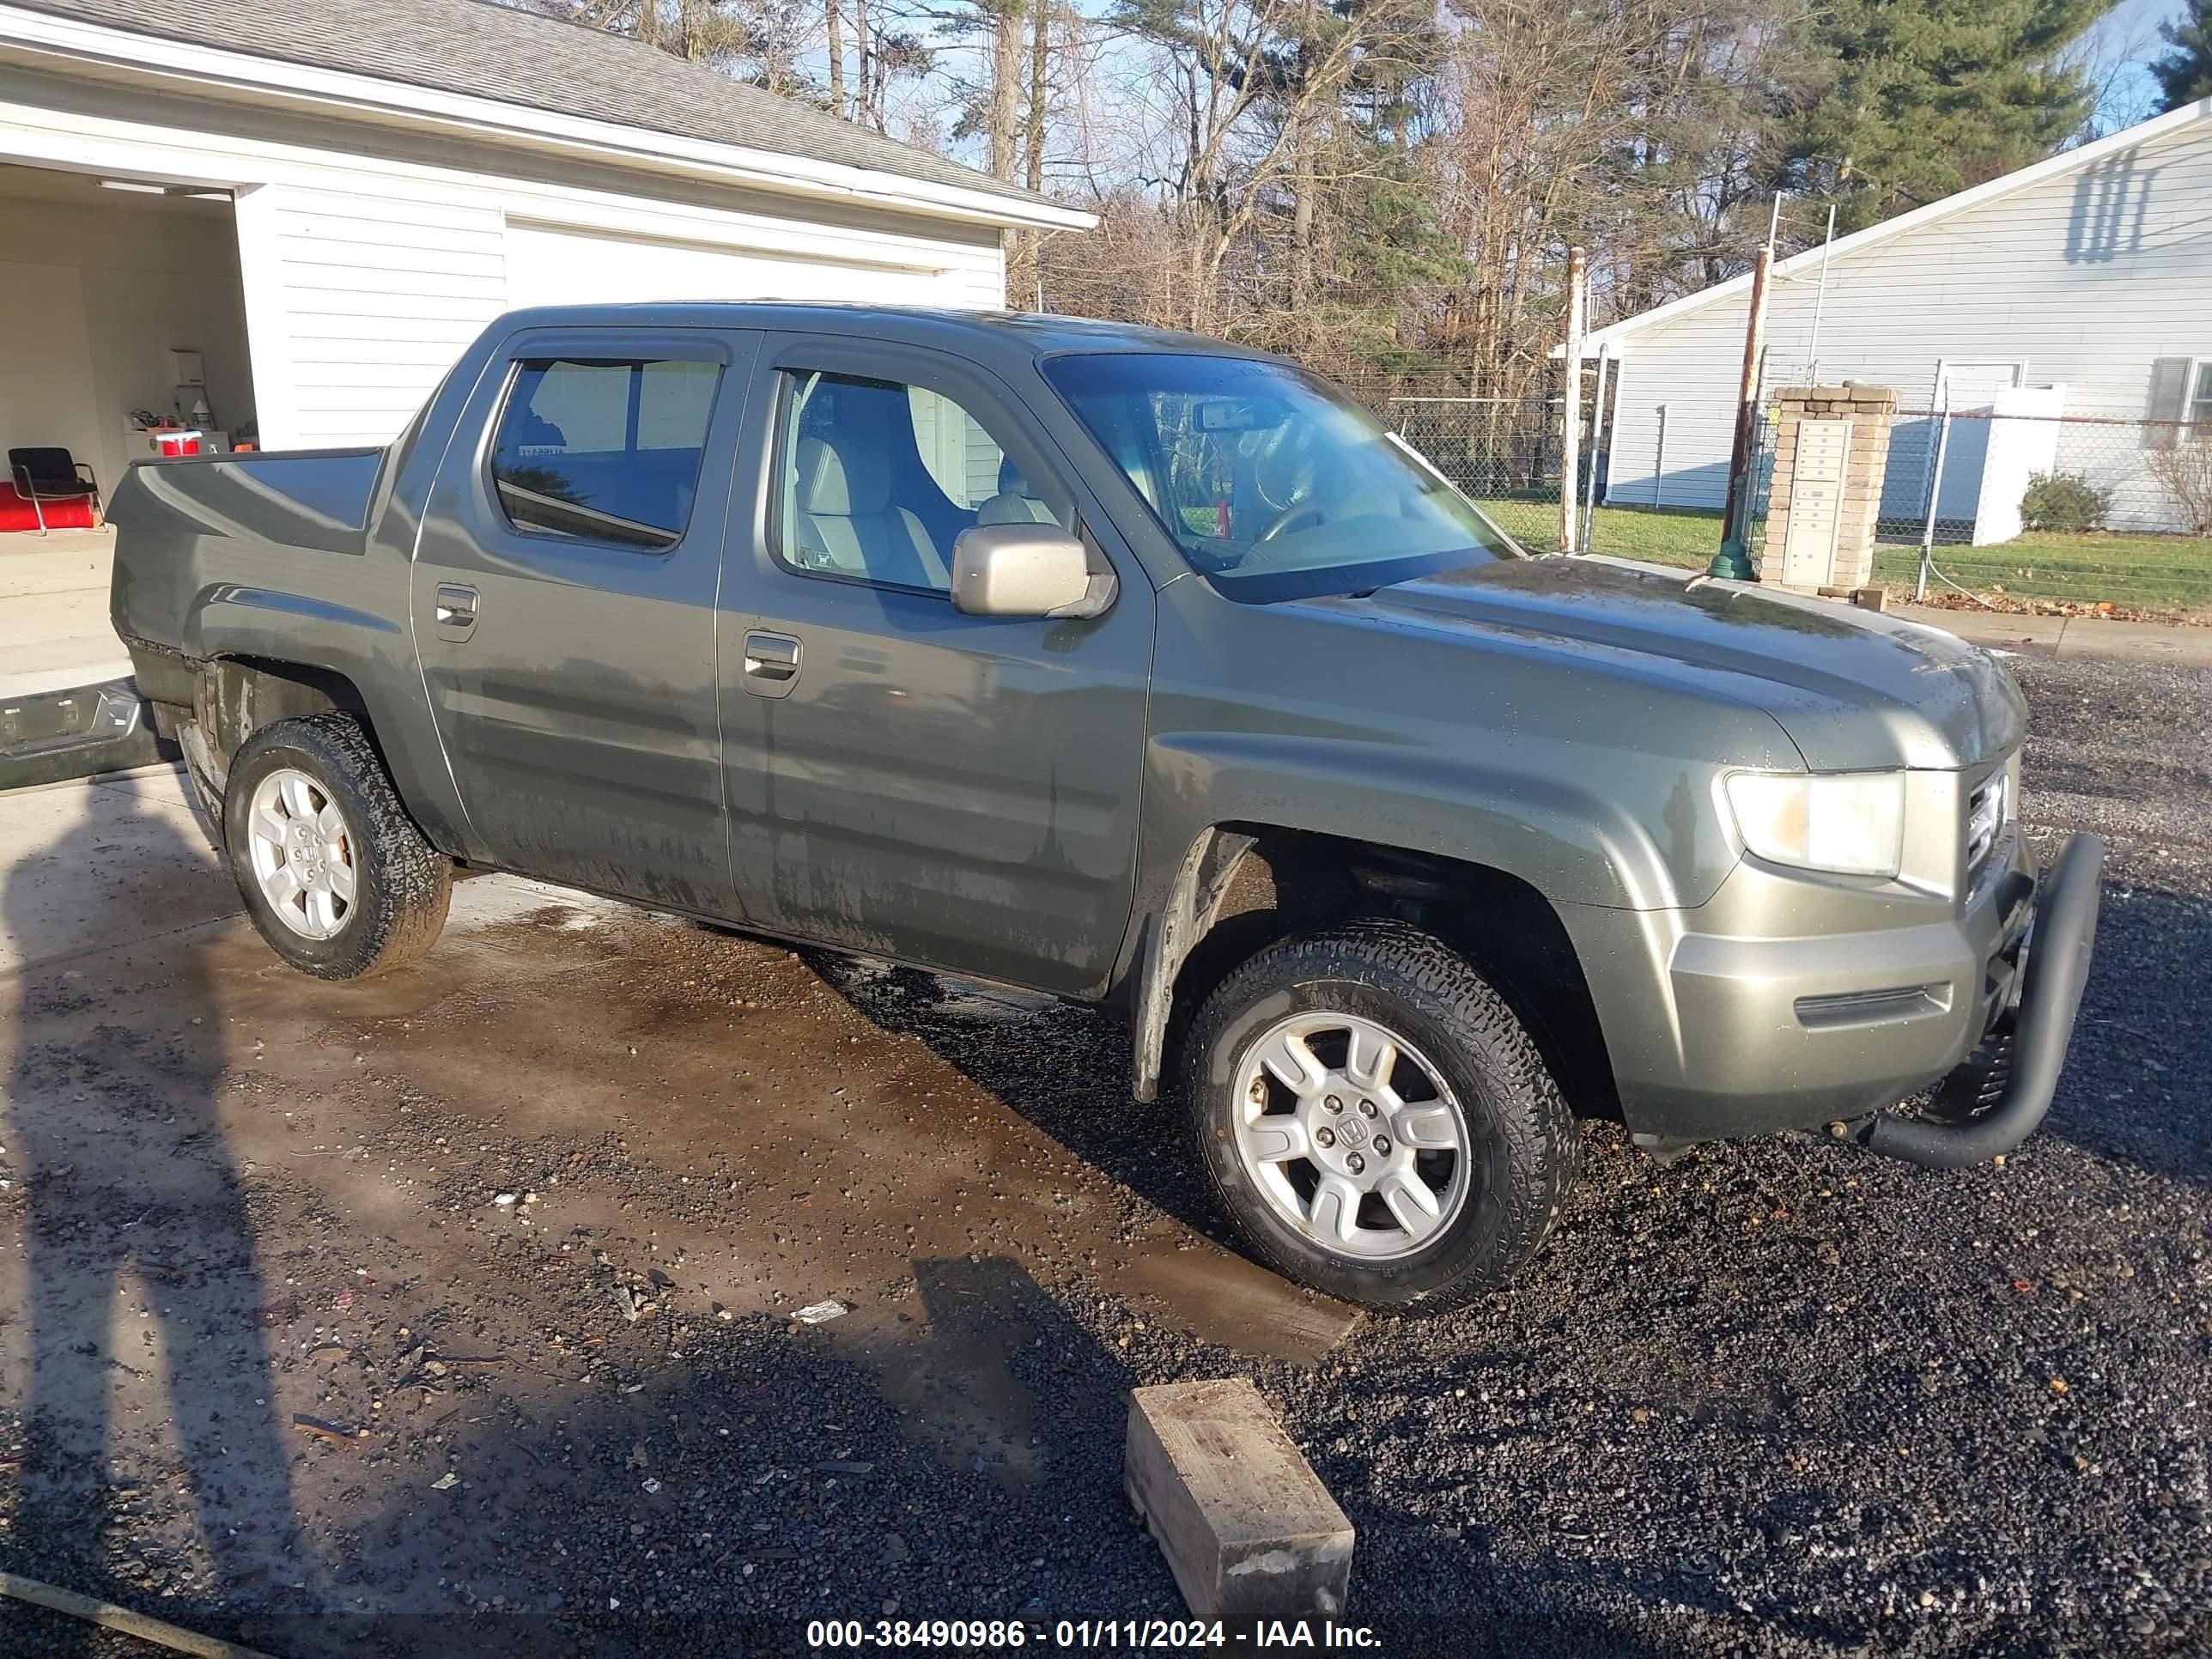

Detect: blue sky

[2081,0,2187,128]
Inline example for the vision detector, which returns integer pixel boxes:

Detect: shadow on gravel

[2,779,311,1648]
[245,1254,1147,1659]
[1339,1510,1720,1659]
[2045,881,2212,1188]
[231,1247,1687,1659]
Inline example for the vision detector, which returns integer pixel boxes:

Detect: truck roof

[489,303,1283,366]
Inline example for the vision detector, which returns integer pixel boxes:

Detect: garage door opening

[0,163,255,532]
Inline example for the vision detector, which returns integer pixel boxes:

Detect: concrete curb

[1893,604,2212,667]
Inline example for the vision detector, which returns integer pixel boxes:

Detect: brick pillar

[1759,385,1898,588]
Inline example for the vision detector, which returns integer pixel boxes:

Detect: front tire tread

[1184,918,1579,1313]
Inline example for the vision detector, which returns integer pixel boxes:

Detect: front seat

[793,433,950,590]
[975,457,1060,527]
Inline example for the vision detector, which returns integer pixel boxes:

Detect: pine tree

[2151,0,2212,112]
[1773,0,2116,232]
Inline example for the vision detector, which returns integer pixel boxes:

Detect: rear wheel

[222,713,451,979]
[1187,920,1579,1313]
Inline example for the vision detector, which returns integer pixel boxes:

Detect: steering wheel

[1252,500,1324,545]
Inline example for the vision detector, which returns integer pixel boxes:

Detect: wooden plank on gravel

[1125,1378,1354,1622]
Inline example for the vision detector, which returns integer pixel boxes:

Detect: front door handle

[743,631,802,698]
[434,583,479,640]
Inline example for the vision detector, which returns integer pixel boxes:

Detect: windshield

[1042,352,1519,601]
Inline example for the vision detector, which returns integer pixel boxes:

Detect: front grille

[1966,769,2009,884]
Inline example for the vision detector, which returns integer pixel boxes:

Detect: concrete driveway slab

[0,528,128,699]
[0,768,230,976]
[0,528,112,599]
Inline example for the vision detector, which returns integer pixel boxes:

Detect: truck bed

[106,447,391,702]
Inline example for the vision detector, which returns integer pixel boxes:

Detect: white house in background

[0,0,1089,500]
[1579,96,2212,535]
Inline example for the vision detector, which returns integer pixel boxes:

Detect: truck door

[716,338,1153,997]
[411,326,758,913]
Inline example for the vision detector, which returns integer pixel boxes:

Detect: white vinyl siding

[502,222,969,313]
[236,182,507,447]
[1597,115,2212,530]
[0,61,1011,453]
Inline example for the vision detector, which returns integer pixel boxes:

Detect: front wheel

[222,713,452,980]
[1186,920,1579,1313]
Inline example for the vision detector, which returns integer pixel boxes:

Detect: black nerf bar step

[0,678,179,792]
[1854,832,2106,1170]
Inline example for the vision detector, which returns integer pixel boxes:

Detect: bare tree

[986,0,1027,179]
[533,0,2091,421]
[1025,0,1052,191]
[2150,440,2212,536]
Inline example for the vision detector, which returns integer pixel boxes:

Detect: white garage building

[0,0,1088,501]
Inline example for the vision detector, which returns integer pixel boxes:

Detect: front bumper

[1855,833,2103,1166]
[1563,828,2103,1162]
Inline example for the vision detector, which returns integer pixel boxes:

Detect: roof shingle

[14,0,1051,211]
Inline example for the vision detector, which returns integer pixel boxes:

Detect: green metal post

[1708,474,1755,580]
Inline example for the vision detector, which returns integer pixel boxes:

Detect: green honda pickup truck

[107,304,2102,1311]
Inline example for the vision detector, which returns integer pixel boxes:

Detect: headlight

[1724,770,1906,878]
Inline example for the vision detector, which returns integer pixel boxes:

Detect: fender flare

[1130,827,1257,1103]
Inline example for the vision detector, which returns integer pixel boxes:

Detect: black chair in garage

[8,446,102,534]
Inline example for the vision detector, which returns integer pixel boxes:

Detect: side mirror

[950,522,1105,618]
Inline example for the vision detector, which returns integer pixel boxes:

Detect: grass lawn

[1477,498,1721,568]
[1475,497,2212,612]
[1870,532,2212,612]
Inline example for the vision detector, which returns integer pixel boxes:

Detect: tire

[222,713,452,980]
[1186,919,1579,1313]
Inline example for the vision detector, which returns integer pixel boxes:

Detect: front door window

[768,369,1070,593]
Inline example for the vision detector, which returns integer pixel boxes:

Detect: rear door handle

[434,584,478,640]
[743,630,801,698]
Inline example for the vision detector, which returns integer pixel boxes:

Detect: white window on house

[2149,356,2212,440]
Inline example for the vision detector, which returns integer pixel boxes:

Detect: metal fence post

[1580,344,1610,552]
[1711,247,1773,579]
[1917,392,1954,603]
[1560,247,1586,554]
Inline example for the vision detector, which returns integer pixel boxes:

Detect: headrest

[796,434,890,516]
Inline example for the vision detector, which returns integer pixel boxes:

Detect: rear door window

[490,357,721,549]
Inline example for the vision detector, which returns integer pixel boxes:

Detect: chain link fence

[1369,385,2212,612]
[1869,412,2212,613]
[1372,390,1739,569]
[1379,394,1576,552]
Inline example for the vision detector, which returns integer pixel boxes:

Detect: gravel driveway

[0,649,2206,1658]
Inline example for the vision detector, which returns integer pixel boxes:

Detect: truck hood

[1336,556,2025,771]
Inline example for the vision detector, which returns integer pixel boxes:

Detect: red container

[155,430,203,458]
